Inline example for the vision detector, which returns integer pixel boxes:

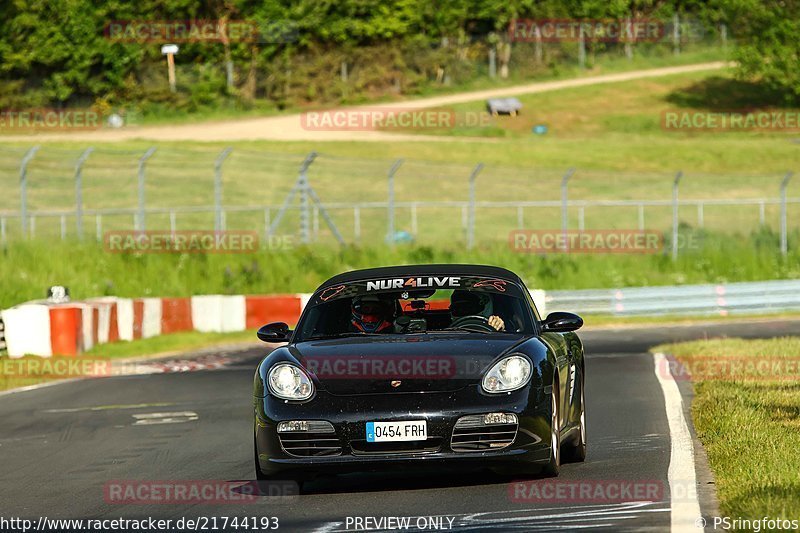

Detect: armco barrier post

[19,146,40,238]
[672,170,683,260]
[137,147,157,231]
[75,147,94,240]
[214,147,233,232]
[386,158,403,245]
[780,171,793,256]
[466,163,484,250]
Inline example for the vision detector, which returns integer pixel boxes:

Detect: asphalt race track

[2,319,799,532]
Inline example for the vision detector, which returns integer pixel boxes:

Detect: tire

[563,371,587,463]
[254,435,305,492]
[541,382,561,477]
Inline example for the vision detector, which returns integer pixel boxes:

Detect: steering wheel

[449,315,496,332]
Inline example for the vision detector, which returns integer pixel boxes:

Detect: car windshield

[295,276,535,341]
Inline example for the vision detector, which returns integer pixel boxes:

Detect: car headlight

[268,363,314,400]
[482,354,532,393]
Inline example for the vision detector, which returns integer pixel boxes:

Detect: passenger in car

[449,290,505,331]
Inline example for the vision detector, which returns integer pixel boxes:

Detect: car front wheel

[541,382,561,477]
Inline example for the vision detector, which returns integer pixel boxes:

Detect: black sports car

[253,264,585,483]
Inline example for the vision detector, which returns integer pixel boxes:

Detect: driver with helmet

[351,294,395,333]
[449,290,505,331]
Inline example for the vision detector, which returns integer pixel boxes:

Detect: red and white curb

[1,294,309,358]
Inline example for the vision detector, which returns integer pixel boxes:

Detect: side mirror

[257,322,291,343]
[541,312,583,332]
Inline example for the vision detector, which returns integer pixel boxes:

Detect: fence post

[214,147,233,232]
[386,159,403,244]
[60,215,67,240]
[697,202,704,228]
[672,12,681,55]
[19,146,40,237]
[137,147,157,231]
[298,152,317,244]
[75,147,94,240]
[96,214,102,242]
[169,210,177,237]
[672,171,683,260]
[638,204,645,230]
[780,171,793,256]
[354,206,361,241]
[1,217,6,245]
[466,163,484,250]
[561,167,576,250]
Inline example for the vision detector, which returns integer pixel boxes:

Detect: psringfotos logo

[709,516,800,531]
[104,230,259,254]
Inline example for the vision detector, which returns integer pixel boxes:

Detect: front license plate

[366,421,427,442]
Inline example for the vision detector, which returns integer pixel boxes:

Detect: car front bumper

[254,384,552,478]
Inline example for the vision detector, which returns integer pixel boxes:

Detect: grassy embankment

[654,337,800,523]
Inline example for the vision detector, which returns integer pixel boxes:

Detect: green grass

[2,68,798,247]
[1,230,798,310]
[0,329,259,391]
[79,46,730,127]
[653,338,800,524]
[584,311,800,328]
[82,329,258,359]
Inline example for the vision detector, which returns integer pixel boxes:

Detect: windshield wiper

[307,332,384,340]
[438,327,492,334]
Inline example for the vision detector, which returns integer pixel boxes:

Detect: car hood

[290,333,526,395]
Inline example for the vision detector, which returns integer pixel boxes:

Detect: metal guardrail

[546,279,800,316]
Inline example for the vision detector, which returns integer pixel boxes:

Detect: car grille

[451,415,518,452]
[350,437,443,455]
[278,421,342,457]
